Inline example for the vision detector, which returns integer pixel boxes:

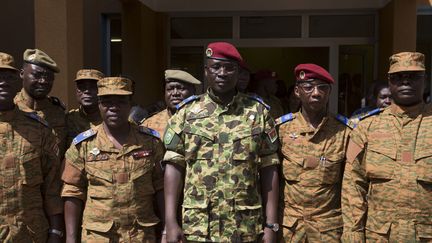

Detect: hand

[166,222,185,243]
[47,233,62,243]
[261,227,276,243]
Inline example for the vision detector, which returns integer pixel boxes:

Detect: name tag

[133,150,152,159]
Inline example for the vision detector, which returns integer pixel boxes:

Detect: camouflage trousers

[0,222,47,243]
[366,219,432,243]
[82,223,156,243]
[281,218,342,243]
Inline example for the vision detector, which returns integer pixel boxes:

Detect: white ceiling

[139,0,392,12]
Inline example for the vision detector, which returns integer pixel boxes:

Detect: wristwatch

[48,228,64,238]
[264,223,280,232]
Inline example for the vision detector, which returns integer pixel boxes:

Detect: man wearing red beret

[163,42,280,242]
[276,63,351,242]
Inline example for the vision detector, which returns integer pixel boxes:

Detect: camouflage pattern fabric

[265,95,284,119]
[14,89,67,156]
[342,103,432,242]
[277,111,349,243]
[0,107,62,242]
[163,89,280,242]
[61,123,164,241]
[65,106,102,146]
[142,109,171,139]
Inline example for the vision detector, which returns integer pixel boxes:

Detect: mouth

[398,89,415,95]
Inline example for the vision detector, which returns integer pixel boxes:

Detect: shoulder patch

[175,95,200,110]
[72,129,97,145]
[139,126,160,139]
[335,114,357,129]
[25,112,49,127]
[275,113,295,126]
[48,96,66,110]
[246,93,270,110]
[356,107,383,121]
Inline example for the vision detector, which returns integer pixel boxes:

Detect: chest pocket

[183,124,214,161]
[282,153,304,183]
[320,151,344,184]
[414,138,432,184]
[85,154,113,199]
[19,149,43,187]
[232,127,260,161]
[365,138,396,180]
[129,149,155,196]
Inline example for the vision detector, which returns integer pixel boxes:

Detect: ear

[19,69,24,79]
[294,85,300,98]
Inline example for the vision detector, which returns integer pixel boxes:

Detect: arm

[64,197,84,243]
[164,162,185,242]
[260,164,279,243]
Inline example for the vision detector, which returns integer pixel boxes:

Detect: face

[376,87,392,108]
[20,64,55,99]
[295,80,331,112]
[98,95,131,128]
[205,58,239,94]
[388,71,425,106]
[236,68,250,92]
[165,80,195,110]
[0,69,20,106]
[76,79,98,108]
[265,79,278,95]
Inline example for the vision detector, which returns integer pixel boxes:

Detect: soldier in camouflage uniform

[62,77,165,242]
[14,49,67,157]
[277,64,351,242]
[66,69,104,146]
[342,52,432,242]
[253,70,284,119]
[0,52,64,242]
[164,42,280,243]
[142,69,201,138]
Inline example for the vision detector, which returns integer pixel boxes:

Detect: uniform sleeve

[163,109,186,167]
[152,138,165,191]
[258,109,280,168]
[341,121,370,243]
[41,128,64,216]
[61,143,87,201]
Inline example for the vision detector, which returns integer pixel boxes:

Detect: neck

[82,105,101,120]
[301,106,327,128]
[103,122,130,144]
[211,88,236,105]
[168,107,175,116]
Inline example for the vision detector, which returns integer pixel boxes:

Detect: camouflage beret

[165,69,201,85]
[97,77,133,96]
[23,49,59,73]
[0,52,18,71]
[388,52,425,74]
[75,69,105,82]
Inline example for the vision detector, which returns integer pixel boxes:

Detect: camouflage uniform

[0,107,63,242]
[163,90,280,242]
[61,123,164,242]
[65,106,102,146]
[142,109,171,139]
[342,103,432,242]
[15,89,67,156]
[277,111,349,242]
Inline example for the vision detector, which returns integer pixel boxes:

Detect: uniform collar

[296,110,329,134]
[17,88,50,111]
[95,123,143,156]
[389,102,424,118]
[207,88,239,107]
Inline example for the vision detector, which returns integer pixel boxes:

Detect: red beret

[294,63,334,84]
[206,42,243,64]
[254,70,278,82]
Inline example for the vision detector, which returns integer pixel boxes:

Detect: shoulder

[334,114,357,129]
[175,95,201,110]
[24,111,50,127]
[275,113,295,126]
[353,107,384,122]
[244,93,270,110]
[67,108,80,115]
[142,109,165,123]
[48,96,66,110]
[138,126,161,139]
[72,128,97,145]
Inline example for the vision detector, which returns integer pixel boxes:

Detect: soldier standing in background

[142,69,200,138]
[0,52,63,242]
[163,42,280,243]
[61,77,165,242]
[65,69,104,146]
[342,52,432,242]
[277,64,350,242]
[14,49,67,156]
[252,70,285,119]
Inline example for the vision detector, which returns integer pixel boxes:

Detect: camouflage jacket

[342,103,432,242]
[61,123,164,234]
[163,89,280,242]
[277,111,349,235]
[14,89,67,156]
[0,107,62,241]
[142,108,171,139]
[65,106,102,147]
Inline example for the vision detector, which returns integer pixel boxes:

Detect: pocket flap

[183,125,214,141]
[83,221,114,233]
[282,216,298,228]
[130,163,153,181]
[416,224,432,238]
[366,217,392,234]
[182,187,209,209]
[368,141,397,160]
[86,167,113,182]
[136,219,158,227]
[326,151,345,162]
[318,215,343,232]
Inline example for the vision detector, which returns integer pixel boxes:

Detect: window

[309,15,375,38]
[240,16,302,38]
[171,17,232,39]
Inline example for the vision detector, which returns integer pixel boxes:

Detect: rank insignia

[133,150,153,159]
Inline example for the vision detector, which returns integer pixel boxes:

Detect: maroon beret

[294,63,334,84]
[254,70,278,82]
[205,42,243,64]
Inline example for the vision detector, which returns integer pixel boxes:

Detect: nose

[311,86,321,97]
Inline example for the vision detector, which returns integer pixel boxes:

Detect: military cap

[0,52,18,71]
[23,49,59,73]
[75,69,104,82]
[294,63,334,84]
[388,52,425,74]
[205,42,243,64]
[254,70,278,82]
[165,69,201,85]
[97,77,133,96]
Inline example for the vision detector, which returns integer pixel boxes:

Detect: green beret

[165,69,201,85]
[23,49,59,73]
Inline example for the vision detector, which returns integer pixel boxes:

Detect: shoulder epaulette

[72,129,97,145]
[335,114,357,129]
[139,126,160,138]
[246,93,270,110]
[356,107,383,121]
[275,113,295,126]
[48,96,66,110]
[25,112,49,127]
[175,95,199,110]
